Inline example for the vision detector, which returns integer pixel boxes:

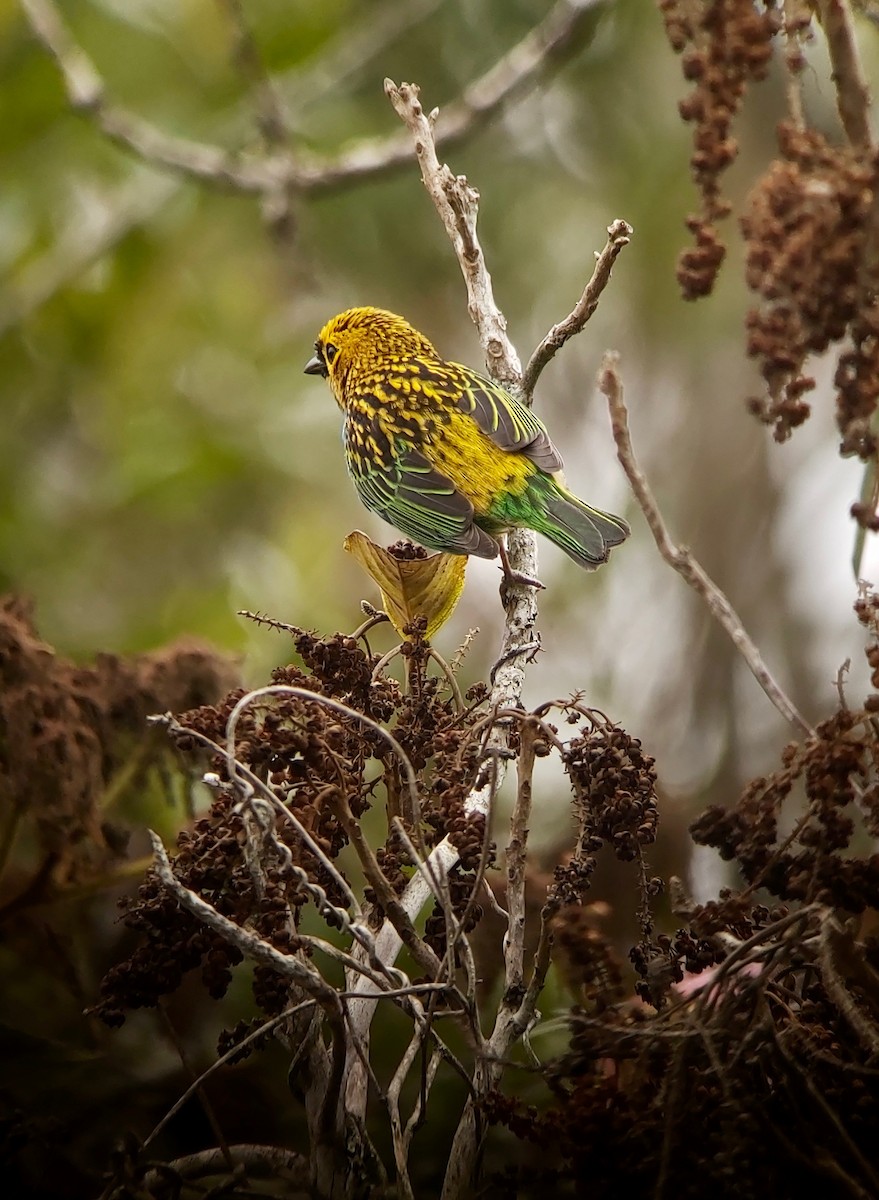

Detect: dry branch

[815,0,875,149]
[340,78,548,1174]
[340,76,633,1197]
[384,78,521,385]
[599,352,814,739]
[22,0,605,199]
[282,0,608,195]
[522,218,633,398]
[143,1144,310,1192]
[21,0,287,192]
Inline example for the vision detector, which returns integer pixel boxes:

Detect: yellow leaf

[343,532,467,640]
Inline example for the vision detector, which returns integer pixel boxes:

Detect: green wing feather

[444,362,564,474]
[346,429,498,559]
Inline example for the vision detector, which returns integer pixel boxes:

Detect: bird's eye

[325,343,339,365]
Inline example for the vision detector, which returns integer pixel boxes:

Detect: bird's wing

[446,362,565,474]
[347,434,499,560]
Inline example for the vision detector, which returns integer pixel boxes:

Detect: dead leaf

[343,532,467,639]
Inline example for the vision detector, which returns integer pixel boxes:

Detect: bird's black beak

[304,354,327,377]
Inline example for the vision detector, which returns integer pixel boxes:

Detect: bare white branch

[384,77,520,386]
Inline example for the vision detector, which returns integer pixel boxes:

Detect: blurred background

[5,0,879,1191]
[4,0,879,874]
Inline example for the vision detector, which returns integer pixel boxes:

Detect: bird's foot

[499,566,545,590]
[498,544,545,591]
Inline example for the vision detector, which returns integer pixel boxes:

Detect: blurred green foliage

[2,0,700,669]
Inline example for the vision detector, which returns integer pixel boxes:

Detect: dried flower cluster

[0,593,235,892]
[742,122,879,446]
[690,699,879,911]
[559,718,669,1005]
[658,0,780,299]
[485,898,879,1199]
[662,2,879,530]
[480,667,879,1197]
[563,721,659,867]
[90,621,492,1034]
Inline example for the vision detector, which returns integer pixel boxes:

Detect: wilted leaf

[343,532,466,639]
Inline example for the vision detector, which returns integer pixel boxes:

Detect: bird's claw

[497,541,545,591]
[498,564,545,591]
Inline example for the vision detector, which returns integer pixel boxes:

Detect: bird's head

[304,307,437,406]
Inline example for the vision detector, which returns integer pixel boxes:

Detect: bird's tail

[537,484,630,570]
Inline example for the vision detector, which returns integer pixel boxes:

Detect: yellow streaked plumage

[304,306,629,580]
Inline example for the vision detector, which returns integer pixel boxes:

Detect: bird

[304,306,629,586]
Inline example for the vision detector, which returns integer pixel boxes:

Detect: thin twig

[427,647,465,712]
[23,0,606,199]
[403,1044,444,1147]
[503,718,539,999]
[215,0,289,147]
[522,218,633,398]
[238,609,302,634]
[387,1026,429,1200]
[384,78,521,386]
[815,0,874,149]
[599,352,814,739]
[449,627,480,674]
[143,1002,316,1151]
[516,898,560,1031]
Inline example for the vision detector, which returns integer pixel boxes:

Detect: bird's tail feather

[539,487,630,570]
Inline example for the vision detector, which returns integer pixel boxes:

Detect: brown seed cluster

[0,593,236,891]
[742,122,879,444]
[691,699,879,911]
[563,723,659,866]
[559,720,665,1005]
[92,621,493,1027]
[482,898,879,1197]
[550,902,625,1011]
[658,0,780,299]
